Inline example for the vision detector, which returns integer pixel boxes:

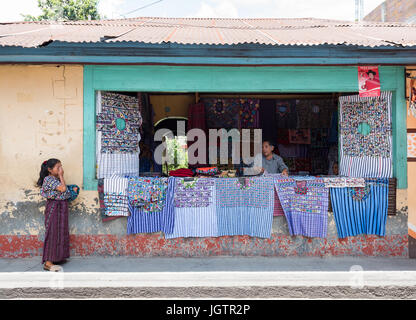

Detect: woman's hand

[58,166,64,177]
[282,169,289,176]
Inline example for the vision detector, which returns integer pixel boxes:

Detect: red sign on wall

[358,66,380,97]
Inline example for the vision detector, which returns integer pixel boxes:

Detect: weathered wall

[150,94,195,124]
[0,64,98,236]
[0,64,409,258]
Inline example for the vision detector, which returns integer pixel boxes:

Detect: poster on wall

[358,66,380,97]
[408,132,416,160]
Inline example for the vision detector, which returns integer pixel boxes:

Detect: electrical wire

[120,0,165,18]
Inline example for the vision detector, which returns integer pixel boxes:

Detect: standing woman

[37,159,76,272]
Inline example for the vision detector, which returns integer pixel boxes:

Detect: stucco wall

[0,64,98,235]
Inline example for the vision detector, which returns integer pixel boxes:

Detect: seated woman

[244,140,289,176]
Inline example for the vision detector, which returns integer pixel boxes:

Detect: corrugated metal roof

[1,17,416,48]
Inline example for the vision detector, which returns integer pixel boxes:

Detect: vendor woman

[245,140,289,176]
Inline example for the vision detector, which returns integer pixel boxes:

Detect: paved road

[1,256,416,299]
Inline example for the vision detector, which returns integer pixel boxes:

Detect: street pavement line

[1,271,416,288]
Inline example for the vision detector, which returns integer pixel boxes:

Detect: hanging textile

[203,98,239,129]
[127,177,169,212]
[259,99,277,142]
[295,99,332,129]
[97,179,123,222]
[239,98,260,128]
[127,177,175,234]
[288,129,311,144]
[273,189,285,216]
[274,177,329,238]
[215,177,274,238]
[103,175,129,216]
[165,178,217,238]
[96,92,142,154]
[339,92,393,178]
[95,91,142,179]
[97,152,140,179]
[330,178,389,238]
[275,99,297,129]
[323,177,366,188]
[188,102,206,132]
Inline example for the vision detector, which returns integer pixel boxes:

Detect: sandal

[43,263,62,272]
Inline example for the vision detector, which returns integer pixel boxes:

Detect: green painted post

[393,67,407,189]
[83,67,97,190]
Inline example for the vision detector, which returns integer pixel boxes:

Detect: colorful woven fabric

[127,177,169,212]
[273,188,285,216]
[103,175,129,216]
[40,176,71,200]
[96,92,142,154]
[274,177,329,238]
[215,177,273,208]
[127,177,175,235]
[330,178,389,238]
[195,167,218,176]
[339,92,393,178]
[239,98,260,128]
[67,184,80,202]
[165,179,218,239]
[295,98,333,129]
[215,177,274,238]
[275,99,297,129]
[288,129,311,144]
[203,98,239,129]
[322,177,366,188]
[174,178,215,208]
[97,178,123,222]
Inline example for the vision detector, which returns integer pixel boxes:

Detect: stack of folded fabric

[195,167,218,176]
[168,168,194,177]
[103,174,129,216]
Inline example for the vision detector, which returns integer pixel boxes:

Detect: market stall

[95,89,394,240]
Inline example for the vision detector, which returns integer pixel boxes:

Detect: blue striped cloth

[274,177,329,238]
[330,178,389,238]
[165,179,218,238]
[127,177,175,234]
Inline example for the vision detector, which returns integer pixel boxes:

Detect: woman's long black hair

[37,158,60,187]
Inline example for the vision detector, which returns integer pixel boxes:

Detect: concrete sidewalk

[1,256,416,299]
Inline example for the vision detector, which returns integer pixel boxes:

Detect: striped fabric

[97,152,140,179]
[127,177,175,234]
[215,177,274,238]
[330,178,389,238]
[103,175,129,216]
[274,177,329,238]
[339,91,393,178]
[273,189,285,216]
[165,181,218,238]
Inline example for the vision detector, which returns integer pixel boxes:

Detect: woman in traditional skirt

[37,159,77,272]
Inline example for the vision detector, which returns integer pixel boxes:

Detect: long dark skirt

[42,199,70,264]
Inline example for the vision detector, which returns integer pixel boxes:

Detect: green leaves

[22,0,101,21]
